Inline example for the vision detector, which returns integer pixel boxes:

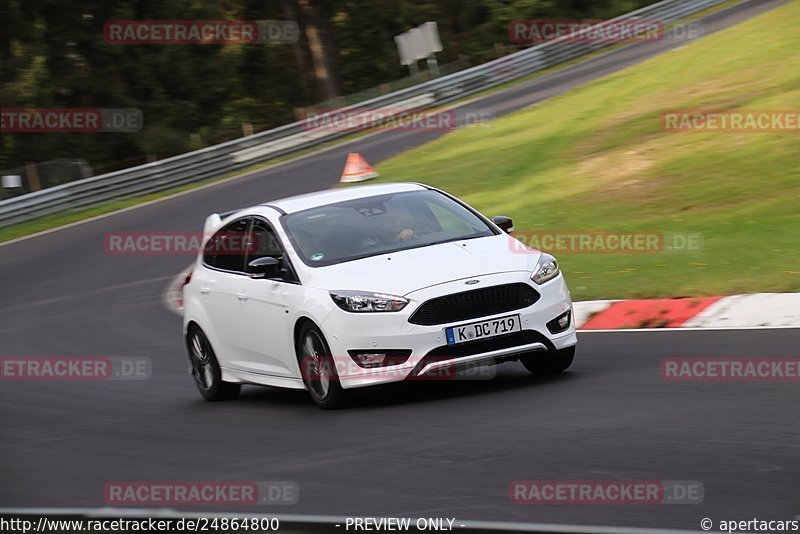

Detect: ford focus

[182,182,577,408]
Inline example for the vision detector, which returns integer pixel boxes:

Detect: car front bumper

[319,271,577,389]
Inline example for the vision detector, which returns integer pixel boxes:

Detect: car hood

[300,234,541,296]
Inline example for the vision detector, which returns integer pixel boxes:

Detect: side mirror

[491,215,514,233]
[247,256,281,279]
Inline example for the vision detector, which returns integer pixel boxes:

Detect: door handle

[199,286,210,295]
[236,291,248,302]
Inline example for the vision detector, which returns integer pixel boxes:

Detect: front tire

[521,345,575,375]
[297,322,348,409]
[187,326,241,401]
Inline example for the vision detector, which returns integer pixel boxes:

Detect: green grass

[372,0,800,300]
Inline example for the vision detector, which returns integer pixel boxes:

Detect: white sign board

[395,21,442,66]
[394,33,415,66]
[408,28,428,61]
[2,175,22,188]
[420,22,442,54]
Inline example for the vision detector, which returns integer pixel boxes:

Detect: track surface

[1,0,797,529]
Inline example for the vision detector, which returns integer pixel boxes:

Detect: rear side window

[203,218,251,272]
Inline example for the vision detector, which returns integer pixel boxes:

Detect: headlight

[330,290,409,312]
[531,253,560,285]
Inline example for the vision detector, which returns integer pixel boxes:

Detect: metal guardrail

[0,0,728,228]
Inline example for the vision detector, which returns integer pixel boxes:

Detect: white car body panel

[300,234,540,296]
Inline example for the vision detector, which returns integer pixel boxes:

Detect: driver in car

[360,213,415,248]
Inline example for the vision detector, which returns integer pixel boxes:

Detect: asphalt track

[1,0,797,530]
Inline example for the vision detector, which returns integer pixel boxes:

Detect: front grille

[408,283,540,326]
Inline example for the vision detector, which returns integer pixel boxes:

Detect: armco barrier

[0,0,728,228]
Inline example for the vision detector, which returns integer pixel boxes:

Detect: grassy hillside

[372,0,800,300]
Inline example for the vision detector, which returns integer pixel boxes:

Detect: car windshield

[281,189,495,266]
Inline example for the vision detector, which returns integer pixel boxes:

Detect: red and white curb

[574,293,800,330]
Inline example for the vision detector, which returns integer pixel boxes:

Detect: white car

[182,183,577,408]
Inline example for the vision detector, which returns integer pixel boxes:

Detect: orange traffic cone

[340,153,378,183]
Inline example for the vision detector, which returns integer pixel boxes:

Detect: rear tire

[521,345,575,375]
[297,322,348,410]
[187,326,241,401]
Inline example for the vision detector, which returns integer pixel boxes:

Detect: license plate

[445,314,521,345]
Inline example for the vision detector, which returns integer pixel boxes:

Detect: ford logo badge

[465,279,480,285]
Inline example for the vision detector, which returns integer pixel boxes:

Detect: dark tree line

[0,0,656,173]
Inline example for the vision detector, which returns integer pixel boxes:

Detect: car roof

[263,182,428,214]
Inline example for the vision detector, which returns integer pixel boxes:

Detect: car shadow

[348,367,581,410]
[233,362,583,410]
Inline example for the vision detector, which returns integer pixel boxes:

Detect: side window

[245,219,284,275]
[203,218,251,272]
